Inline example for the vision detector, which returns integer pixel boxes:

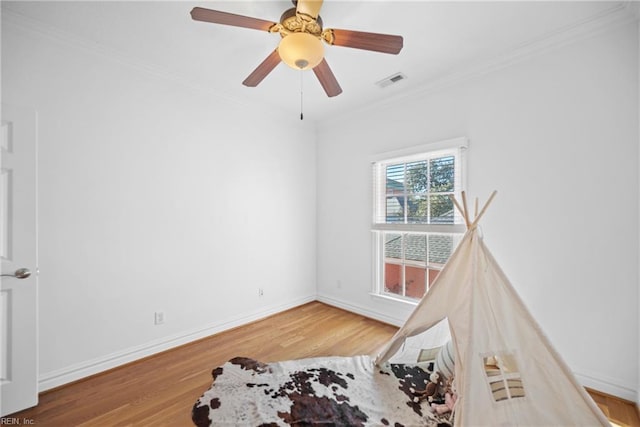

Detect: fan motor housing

[279,7,323,36]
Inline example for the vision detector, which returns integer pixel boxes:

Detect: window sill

[368,292,419,307]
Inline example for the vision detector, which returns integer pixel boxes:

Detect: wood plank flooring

[589,388,640,427]
[10,301,640,426]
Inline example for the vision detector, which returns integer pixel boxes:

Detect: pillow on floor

[434,340,455,381]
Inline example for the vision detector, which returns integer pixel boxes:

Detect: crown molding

[1,8,302,125]
[321,2,637,126]
[3,3,635,128]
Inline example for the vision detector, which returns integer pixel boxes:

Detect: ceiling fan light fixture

[278,32,324,70]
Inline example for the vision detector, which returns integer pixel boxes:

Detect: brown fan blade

[242,50,282,87]
[190,7,276,32]
[325,28,403,54]
[313,58,342,97]
[296,0,324,21]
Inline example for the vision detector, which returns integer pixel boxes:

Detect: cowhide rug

[192,355,453,426]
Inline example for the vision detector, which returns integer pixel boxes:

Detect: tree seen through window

[386,156,455,224]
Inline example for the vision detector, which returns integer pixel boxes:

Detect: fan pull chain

[300,70,304,120]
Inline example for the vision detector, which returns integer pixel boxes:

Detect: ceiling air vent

[376,72,407,88]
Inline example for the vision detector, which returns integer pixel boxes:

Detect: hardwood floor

[10,301,640,426]
[589,388,640,427]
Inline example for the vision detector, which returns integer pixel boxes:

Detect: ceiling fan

[190,0,404,97]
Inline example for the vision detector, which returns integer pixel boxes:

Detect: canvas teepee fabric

[374,192,609,426]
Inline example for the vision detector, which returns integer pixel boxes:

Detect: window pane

[427,268,441,288]
[407,194,427,223]
[405,160,428,194]
[404,234,426,262]
[405,266,426,298]
[429,195,454,223]
[428,234,453,264]
[430,156,455,192]
[384,263,402,296]
[386,196,404,222]
[385,233,402,260]
[386,164,405,193]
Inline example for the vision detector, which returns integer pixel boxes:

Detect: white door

[1,104,38,416]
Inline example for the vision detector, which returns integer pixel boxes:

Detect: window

[482,352,526,402]
[372,138,467,301]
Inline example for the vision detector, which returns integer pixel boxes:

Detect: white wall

[316,22,639,400]
[2,19,317,389]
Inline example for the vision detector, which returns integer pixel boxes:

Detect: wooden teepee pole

[449,194,469,228]
[474,197,479,219]
[461,191,470,228]
[470,190,497,229]
[449,191,497,230]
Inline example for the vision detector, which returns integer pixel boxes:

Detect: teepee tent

[374,192,609,426]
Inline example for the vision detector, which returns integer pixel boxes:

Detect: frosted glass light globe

[278,33,324,70]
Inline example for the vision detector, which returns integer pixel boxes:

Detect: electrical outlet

[154,311,165,325]
[258,288,264,297]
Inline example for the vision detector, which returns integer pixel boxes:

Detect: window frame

[371,137,468,303]
[481,351,527,403]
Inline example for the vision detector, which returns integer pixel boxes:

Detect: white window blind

[372,141,467,231]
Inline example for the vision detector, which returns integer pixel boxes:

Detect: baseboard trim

[316,294,404,327]
[38,294,637,404]
[318,294,637,403]
[574,370,637,403]
[38,295,315,392]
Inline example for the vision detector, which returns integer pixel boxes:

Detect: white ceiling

[2,1,634,123]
